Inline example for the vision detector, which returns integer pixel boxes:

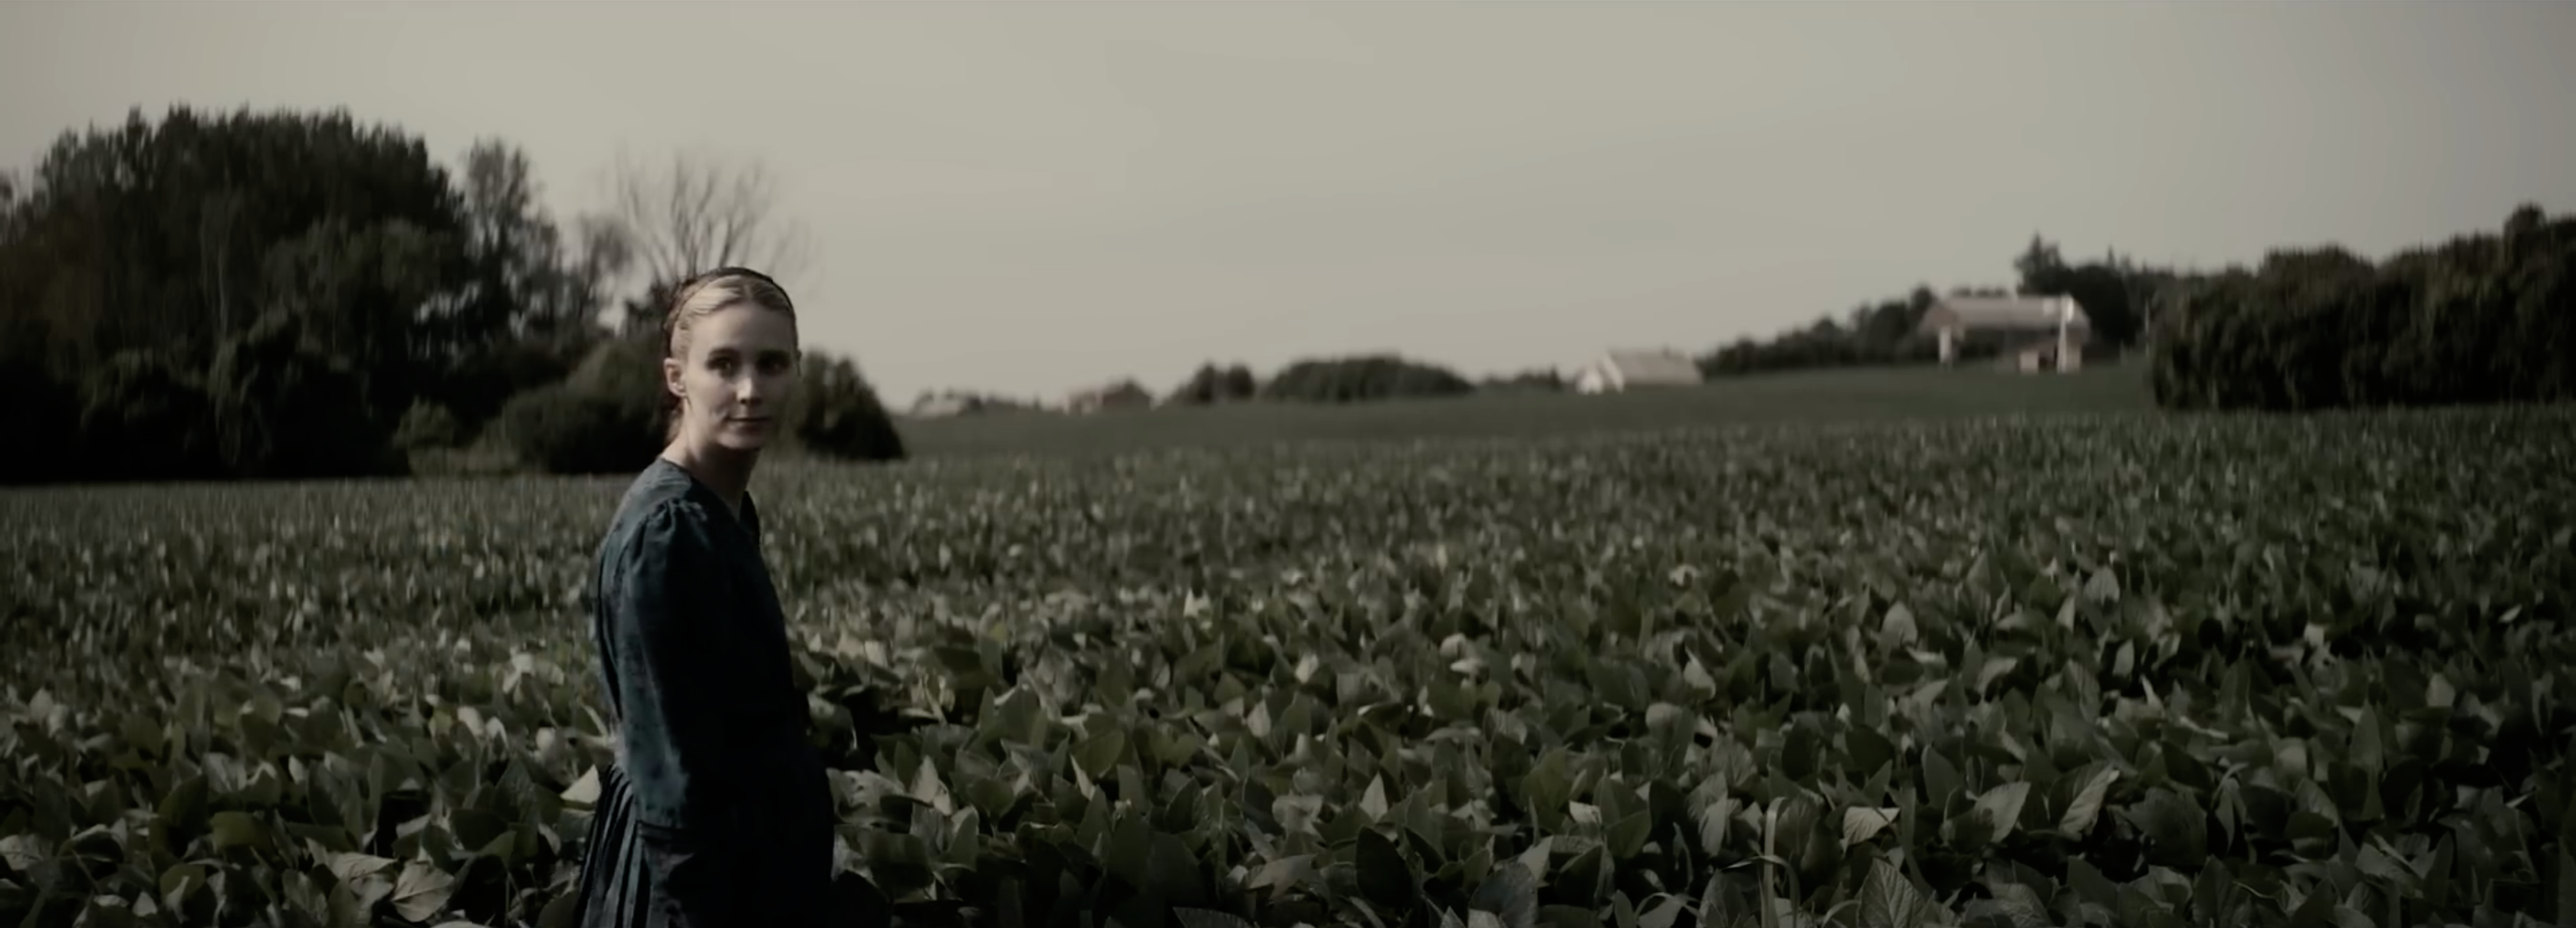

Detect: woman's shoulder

[599,461,723,562]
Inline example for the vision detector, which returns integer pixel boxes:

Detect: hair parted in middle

[659,267,799,441]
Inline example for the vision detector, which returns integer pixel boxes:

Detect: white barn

[1917,295,2093,372]
[1573,349,1704,395]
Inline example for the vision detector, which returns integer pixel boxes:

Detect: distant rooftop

[1929,295,2091,332]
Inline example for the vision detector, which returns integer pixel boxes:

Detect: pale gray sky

[5,2,2571,402]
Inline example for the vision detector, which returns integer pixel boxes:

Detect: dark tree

[1260,355,1474,403]
[1167,361,1261,405]
[2150,205,2575,412]
[0,106,898,483]
[793,351,908,463]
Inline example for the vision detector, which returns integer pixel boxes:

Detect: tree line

[922,356,1472,412]
[1680,207,2575,417]
[0,106,905,486]
[915,204,2573,421]
[2150,205,2573,411]
[1691,237,2166,378]
[5,105,2561,484]
[1060,234,2173,409]
[1083,203,2568,416]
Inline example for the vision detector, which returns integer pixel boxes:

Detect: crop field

[2,405,2573,928]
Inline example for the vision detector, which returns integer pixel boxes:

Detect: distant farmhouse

[1065,379,1154,414]
[1573,349,1704,395]
[1917,294,2093,373]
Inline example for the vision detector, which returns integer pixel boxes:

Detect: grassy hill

[899,362,2154,458]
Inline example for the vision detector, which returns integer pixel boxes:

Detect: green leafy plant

[0,406,2568,926]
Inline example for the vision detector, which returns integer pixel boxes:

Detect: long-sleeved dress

[571,457,836,927]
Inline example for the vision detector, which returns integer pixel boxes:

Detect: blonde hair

[662,267,799,441]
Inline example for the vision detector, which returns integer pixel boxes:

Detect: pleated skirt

[570,763,655,928]
[567,763,843,927]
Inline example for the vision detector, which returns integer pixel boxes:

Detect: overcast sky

[5,2,2571,402]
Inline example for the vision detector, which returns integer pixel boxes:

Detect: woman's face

[667,303,800,452]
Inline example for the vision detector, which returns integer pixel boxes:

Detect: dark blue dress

[572,458,836,927]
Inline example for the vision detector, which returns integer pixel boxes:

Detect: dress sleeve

[604,499,739,836]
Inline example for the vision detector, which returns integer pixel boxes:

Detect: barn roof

[1925,296,2091,333]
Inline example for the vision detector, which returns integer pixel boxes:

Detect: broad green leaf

[1842,807,1899,849]
[1976,657,2021,695]
[1636,894,1684,928]
[2059,765,2120,838]
[0,835,44,872]
[1608,812,1651,861]
[1858,857,1927,928]
[2285,884,2335,928]
[154,775,209,849]
[1274,794,1324,836]
[1073,727,1127,780]
[2127,789,2210,867]
[390,860,458,923]
[209,811,265,851]
[1517,836,1552,886]
[1469,859,1538,928]
[1973,782,2032,841]
[1970,881,2052,928]
[559,766,600,806]
[320,849,397,882]
[1881,604,1918,648]
[1360,776,1390,821]
[337,873,396,928]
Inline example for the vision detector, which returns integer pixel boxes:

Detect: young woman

[571,267,836,926]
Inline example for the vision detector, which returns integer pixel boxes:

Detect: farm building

[1573,349,1705,395]
[1917,294,2093,373]
[1064,379,1154,414]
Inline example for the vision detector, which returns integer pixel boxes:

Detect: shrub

[207,310,398,479]
[394,401,465,451]
[792,351,906,462]
[77,349,225,482]
[566,331,667,415]
[495,383,661,476]
[1260,354,1474,404]
[428,334,597,437]
[1166,362,1260,405]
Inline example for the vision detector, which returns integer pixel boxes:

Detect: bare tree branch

[605,148,810,291]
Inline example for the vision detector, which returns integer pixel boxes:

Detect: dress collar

[652,457,763,547]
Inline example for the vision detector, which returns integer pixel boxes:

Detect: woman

[572,267,836,927]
